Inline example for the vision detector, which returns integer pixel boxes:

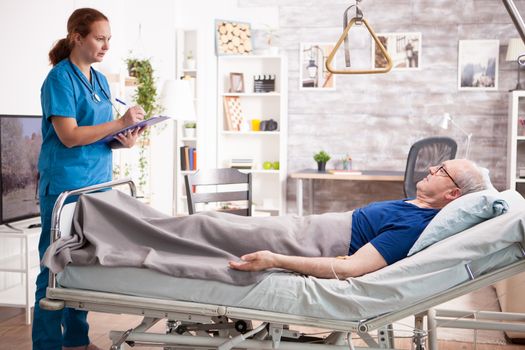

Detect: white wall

[0,0,74,114]
[0,0,279,214]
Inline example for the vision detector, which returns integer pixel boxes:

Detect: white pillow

[498,189,525,211]
[407,189,509,256]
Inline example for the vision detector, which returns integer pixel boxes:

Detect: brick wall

[241,0,524,213]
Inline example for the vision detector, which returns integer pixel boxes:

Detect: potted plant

[313,150,330,172]
[124,57,161,194]
[186,51,196,70]
[184,122,196,138]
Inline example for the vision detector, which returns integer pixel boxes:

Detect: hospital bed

[40,178,525,350]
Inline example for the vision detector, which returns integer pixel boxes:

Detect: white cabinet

[173,29,201,215]
[507,91,525,195]
[217,55,288,215]
[0,218,41,325]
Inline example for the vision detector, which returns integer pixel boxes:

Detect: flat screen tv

[0,115,42,225]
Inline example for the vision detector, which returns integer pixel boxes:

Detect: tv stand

[0,218,41,324]
[4,223,23,232]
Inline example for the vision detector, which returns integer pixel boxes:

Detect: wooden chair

[184,168,252,216]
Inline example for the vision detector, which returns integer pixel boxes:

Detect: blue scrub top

[38,58,113,196]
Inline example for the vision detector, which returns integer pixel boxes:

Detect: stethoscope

[68,59,121,116]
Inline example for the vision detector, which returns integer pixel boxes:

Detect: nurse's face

[75,20,111,64]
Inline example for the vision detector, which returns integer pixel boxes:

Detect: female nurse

[33,8,145,350]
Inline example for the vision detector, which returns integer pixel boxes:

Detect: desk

[290,169,405,216]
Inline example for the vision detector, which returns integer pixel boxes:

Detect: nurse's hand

[114,127,145,148]
[120,105,145,127]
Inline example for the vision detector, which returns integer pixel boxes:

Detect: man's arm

[228,243,387,279]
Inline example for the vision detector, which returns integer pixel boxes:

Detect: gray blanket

[43,190,353,285]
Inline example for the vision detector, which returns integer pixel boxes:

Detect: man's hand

[228,243,387,279]
[229,250,278,271]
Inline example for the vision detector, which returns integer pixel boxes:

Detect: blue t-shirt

[350,200,439,265]
[38,59,113,196]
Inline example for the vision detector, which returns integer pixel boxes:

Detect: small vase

[268,46,279,55]
[317,162,326,172]
[186,59,196,70]
[184,128,196,138]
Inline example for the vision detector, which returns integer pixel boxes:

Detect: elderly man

[229,159,486,279]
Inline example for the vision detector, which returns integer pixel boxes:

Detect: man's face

[416,160,461,197]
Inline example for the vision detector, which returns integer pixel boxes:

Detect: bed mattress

[58,209,525,321]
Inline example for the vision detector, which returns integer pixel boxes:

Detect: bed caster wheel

[235,320,248,333]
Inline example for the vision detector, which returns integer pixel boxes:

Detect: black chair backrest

[403,137,458,198]
[184,168,252,216]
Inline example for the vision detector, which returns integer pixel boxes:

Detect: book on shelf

[184,147,190,171]
[327,169,362,175]
[230,158,253,169]
[180,146,186,170]
[180,146,198,171]
[189,147,194,171]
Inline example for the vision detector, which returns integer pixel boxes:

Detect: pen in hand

[115,98,127,106]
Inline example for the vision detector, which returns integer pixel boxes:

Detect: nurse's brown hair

[48,8,108,66]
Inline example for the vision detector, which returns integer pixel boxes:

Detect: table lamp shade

[160,79,196,120]
[439,113,472,159]
[506,38,525,61]
[439,113,451,129]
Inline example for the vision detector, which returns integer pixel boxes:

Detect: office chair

[403,137,458,198]
[184,168,252,216]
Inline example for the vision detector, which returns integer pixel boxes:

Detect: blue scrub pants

[32,194,90,350]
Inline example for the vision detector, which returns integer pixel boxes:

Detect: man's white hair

[454,160,487,195]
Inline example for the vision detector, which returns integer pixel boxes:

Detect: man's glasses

[430,165,460,189]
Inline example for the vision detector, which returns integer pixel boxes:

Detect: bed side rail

[358,254,525,333]
[45,178,136,294]
[50,177,136,242]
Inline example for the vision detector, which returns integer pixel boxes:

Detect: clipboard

[96,116,170,144]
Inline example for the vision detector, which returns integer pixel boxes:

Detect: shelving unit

[0,218,41,325]
[173,29,201,215]
[507,91,525,195]
[217,55,288,215]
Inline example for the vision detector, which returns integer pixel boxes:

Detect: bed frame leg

[413,313,427,350]
[426,309,438,350]
[109,328,133,350]
[377,324,394,348]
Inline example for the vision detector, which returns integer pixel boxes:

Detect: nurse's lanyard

[68,60,121,116]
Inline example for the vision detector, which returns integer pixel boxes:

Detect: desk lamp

[440,113,472,159]
[160,79,196,121]
[506,38,525,91]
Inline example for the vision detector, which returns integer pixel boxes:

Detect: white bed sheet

[57,209,525,321]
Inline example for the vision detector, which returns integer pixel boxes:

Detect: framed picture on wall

[299,43,336,90]
[215,20,253,56]
[371,32,421,70]
[458,39,499,91]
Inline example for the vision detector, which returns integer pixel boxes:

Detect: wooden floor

[1,308,524,350]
